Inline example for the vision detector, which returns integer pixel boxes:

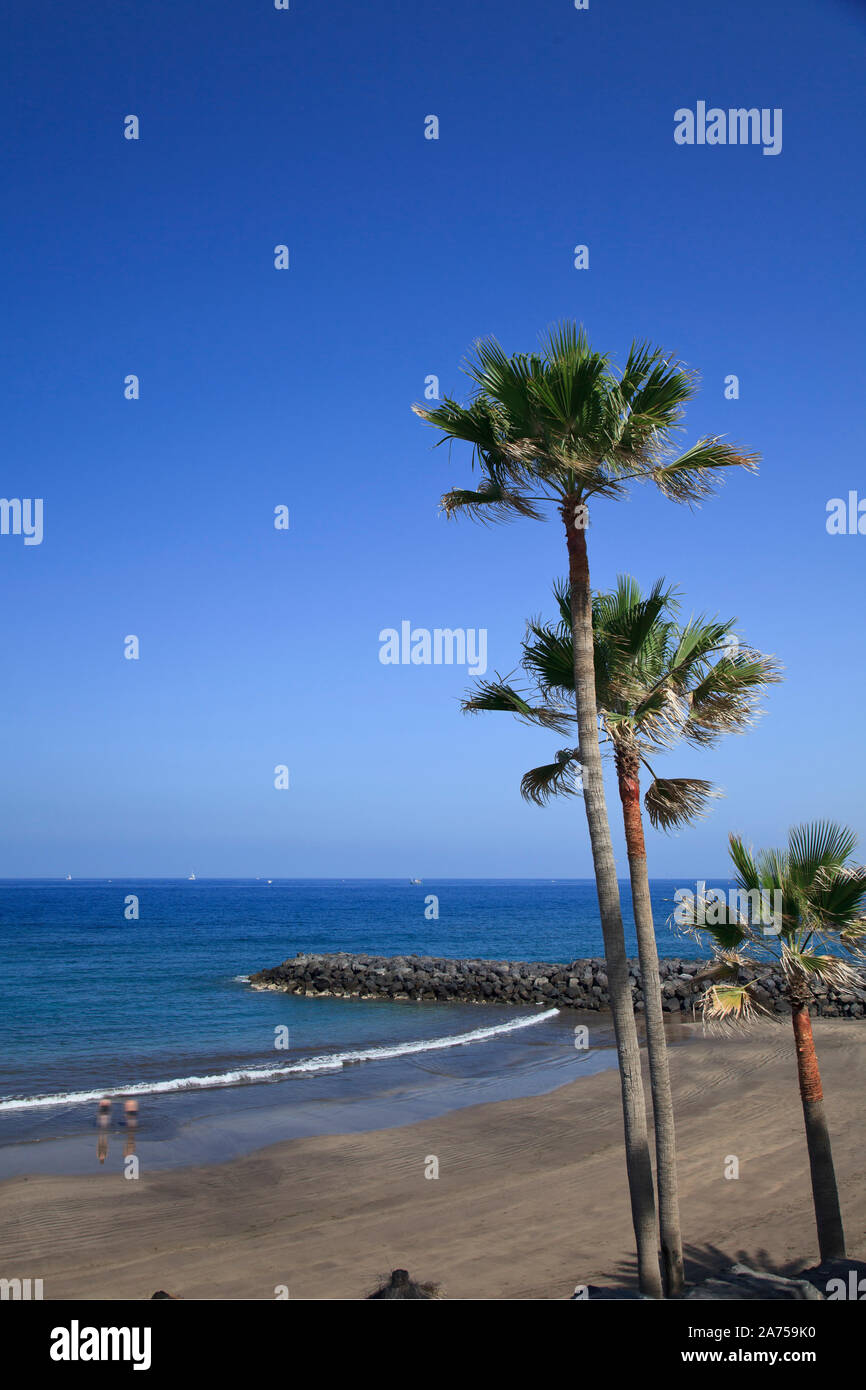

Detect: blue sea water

[0,878,714,1173]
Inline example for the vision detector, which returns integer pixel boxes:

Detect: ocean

[0,878,713,1175]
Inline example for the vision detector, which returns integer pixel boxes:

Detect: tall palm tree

[415,324,759,1297]
[677,822,866,1261]
[464,575,780,1295]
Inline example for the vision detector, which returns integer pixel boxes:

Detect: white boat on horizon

[188,872,196,881]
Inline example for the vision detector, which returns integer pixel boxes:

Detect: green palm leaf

[650,438,760,504]
[462,678,574,734]
[464,574,779,848]
[788,822,859,881]
[439,479,543,524]
[415,322,759,513]
[692,825,866,1002]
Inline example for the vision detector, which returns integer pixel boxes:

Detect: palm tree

[415,324,759,1297]
[464,575,780,1295]
[677,822,866,1261]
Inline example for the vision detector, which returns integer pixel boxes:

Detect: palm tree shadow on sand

[589,1244,823,1300]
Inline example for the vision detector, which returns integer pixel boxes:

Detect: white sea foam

[0,1008,559,1111]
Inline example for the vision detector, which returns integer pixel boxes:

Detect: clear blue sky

[2,0,864,878]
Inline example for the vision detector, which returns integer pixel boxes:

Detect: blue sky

[2,0,864,878]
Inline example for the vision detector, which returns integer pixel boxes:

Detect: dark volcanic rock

[248,953,864,1018]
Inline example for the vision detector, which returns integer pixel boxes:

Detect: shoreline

[0,1008,622,1180]
[1,1019,863,1300]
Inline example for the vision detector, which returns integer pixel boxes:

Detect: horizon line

[0,874,736,882]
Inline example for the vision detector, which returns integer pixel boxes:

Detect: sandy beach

[1,1017,863,1301]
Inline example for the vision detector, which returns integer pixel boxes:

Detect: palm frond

[807,865,866,942]
[643,776,720,831]
[685,650,784,743]
[675,895,749,953]
[520,749,581,806]
[788,821,858,881]
[650,437,760,504]
[685,823,866,1012]
[612,349,699,462]
[839,914,866,955]
[728,833,763,892]
[460,338,546,441]
[461,677,574,734]
[700,981,770,1029]
[439,478,543,523]
[780,941,864,993]
[551,576,573,629]
[413,396,510,474]
[521,620,575,697]
[416,326,762,529]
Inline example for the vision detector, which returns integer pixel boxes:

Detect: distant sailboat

[188,872,196,881]
[409,878,422,885]
[65,874,72,881]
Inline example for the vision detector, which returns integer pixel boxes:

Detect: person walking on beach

[123,1098,139,1159]
[96,1097,111,1165]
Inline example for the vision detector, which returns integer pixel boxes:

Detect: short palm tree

[465,575,780,1296]
[677,823,866,1261]
[416,324,759,1298]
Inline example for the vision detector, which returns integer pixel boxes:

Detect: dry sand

[1,1019,863,1300]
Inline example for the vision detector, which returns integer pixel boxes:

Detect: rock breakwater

[249,953,866,1018]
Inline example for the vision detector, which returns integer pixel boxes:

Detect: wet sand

[1,1019,863,1300]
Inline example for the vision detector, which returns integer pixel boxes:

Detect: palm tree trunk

[564,501,663,1299]
[790,997,846,1260]
[614,746,685,1297]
